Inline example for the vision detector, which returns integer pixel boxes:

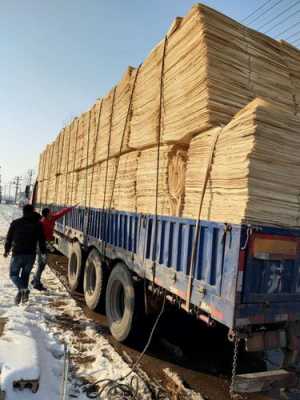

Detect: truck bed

[48,204,300,330]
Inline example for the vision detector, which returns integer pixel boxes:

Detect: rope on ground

[47,262,169,399]
[82,294,167,399]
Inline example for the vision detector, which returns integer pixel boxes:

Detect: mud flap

[233,369,298,393]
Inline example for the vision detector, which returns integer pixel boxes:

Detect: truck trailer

[34,3,300,395]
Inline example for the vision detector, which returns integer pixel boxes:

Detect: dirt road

[48,252,278,400]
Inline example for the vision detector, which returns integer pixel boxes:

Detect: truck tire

[84,249,108,312]
[68,241,83,292]
[106,263,142,343]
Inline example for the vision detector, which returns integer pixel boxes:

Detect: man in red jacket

[32,206,76,290]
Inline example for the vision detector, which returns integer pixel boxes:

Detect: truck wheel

[84,249,108,312]
[106,263,143,343]
[68,241,83,292]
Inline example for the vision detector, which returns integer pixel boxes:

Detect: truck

[33,3,300,396]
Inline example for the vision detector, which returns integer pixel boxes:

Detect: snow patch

[0,205,153,399]
[0,333,39,392]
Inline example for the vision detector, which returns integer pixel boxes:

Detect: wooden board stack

[280,41,300,114]
[36,4,300,228]
[112,151,139,213]
[183,98,300,227]
[129,44,163,149]
[136,145,187,216]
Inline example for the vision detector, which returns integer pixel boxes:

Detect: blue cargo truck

[33,196,300,394]
[32,2,300,394]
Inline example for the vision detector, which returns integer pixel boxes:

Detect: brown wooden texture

[35,4,300,228]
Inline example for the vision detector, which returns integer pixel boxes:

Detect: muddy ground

[47,252,281,400]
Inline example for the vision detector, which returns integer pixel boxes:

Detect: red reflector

[252,234,298,260]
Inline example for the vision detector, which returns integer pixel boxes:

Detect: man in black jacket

[4,204,46,304]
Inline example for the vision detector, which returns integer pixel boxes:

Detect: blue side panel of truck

[48,204,300,330]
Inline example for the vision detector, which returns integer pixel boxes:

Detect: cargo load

[36,4,300,229]
[34,5,300,395]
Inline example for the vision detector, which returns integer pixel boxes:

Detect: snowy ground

[0,205,154,400]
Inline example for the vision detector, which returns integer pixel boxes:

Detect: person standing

[4,204,46,304]
[31,206,76,290]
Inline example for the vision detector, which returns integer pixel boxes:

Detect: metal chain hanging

[230,332,241,400]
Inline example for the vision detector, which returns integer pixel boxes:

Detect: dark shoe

[22,289,30,303]
[32,282,47,291]
[15,291,22,305]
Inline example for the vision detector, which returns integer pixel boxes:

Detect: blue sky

[1,0,299,185]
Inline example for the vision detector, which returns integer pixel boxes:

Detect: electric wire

[256,0,300,32]
[264,9,300,34]
[241,0,276,22]
[275,20,300,38]
[244,0,284,25]
[285,29,300,41]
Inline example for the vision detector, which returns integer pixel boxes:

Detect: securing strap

[45,144,55,205]
[64,125,72,206]
[84,110,92,208]
[87,100,103,209]
[152,36,168,283]
[107,64,141,212]
[70,119,80,206]
[184,127,222,312]
[102,87,117,212]
[102,66,141,254]
[54,128,66,205]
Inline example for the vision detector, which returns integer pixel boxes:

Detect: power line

[291,38,300,45]
[264,10,300,33]
[241,0,275,22]
[257,0,300,32]
[245,0,284,25]
[275,20,300,38]
[264,9,300,34]
[290,36,300,43]
[285,29,300,41]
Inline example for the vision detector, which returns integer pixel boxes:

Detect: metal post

[0,166,2,203]
[8,182,12,203]
[13,176,22,204]
[60,344,70,400]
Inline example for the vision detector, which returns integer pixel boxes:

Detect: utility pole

[3,184,7,202]
[8,182,12,203]
[13,176,22,204]
[0,166,2,204]
[27,169,34,187]
[23,169,34,202]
